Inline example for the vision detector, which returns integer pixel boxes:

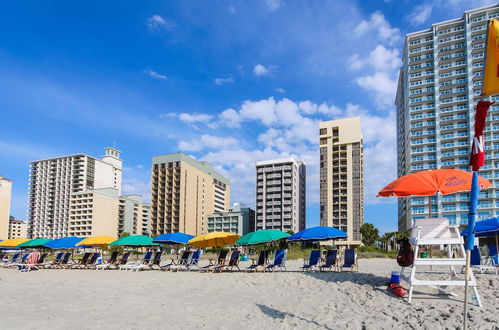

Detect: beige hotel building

[0,176,12,240]
[8,219,28,239]
[319,117,364,246]
[150,153,230,237]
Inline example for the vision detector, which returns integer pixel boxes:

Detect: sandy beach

[0,258,498,329]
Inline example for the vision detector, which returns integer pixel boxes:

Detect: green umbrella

[17,238,52,248]
[235,230,290,246]
[109,235,160,247]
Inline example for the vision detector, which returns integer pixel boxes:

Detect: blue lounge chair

[186,250,203,271]
[129,251,154,271]
[246,250,269,272]
[487,245,498,265]
[200,250,228,272]
[214,250,240,272]
[341,248,358,272]
[1,253,20,267]
[71,252,92,269]
[470,246,498,274]
[301,250,320,271]
[265,250,286,272]
[162,250,192,271]
[319,249,338,272]
[149,251,163,269]
[44,252,63,269]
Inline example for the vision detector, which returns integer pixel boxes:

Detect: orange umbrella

[377,169,493,197]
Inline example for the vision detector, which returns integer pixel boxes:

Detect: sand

[0,258,498,329]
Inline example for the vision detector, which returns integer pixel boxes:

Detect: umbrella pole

[463,249,471,330]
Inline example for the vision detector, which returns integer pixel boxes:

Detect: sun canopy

[235,230,290,245]
[288,226,347,242]
[44,237,84,249]
[0,238,30,247]
[461,217,499,237]
[377,169,492,197]
[109,235,159,247]
[76,235,116,247]
[189,232,239,248]
[17,238,52,248]
[153,233,194,245]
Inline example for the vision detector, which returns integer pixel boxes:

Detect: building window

[319,128,327,135]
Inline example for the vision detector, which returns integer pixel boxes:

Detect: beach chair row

[301,249,359,272]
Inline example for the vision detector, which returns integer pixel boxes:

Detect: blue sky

[0,0,494,233]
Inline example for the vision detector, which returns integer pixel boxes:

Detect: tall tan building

[0,176,12,240]
[150,153,230,236]
[68,188,150,238]
[8,219,28,239]
[28,147,122,239]
[319,117,364,246]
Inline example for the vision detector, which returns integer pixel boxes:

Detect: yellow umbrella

[76,235,116,248]
[189,232,239,248]
[0,238,30,247]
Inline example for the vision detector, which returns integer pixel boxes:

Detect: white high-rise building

[396,4,499,232]
[255,159,306,233]
[28,147,122,238]
[0,176,12,240]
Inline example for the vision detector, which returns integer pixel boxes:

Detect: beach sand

[0,258,497,329]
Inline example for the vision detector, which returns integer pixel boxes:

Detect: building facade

[8,219,28,239]
[0,176,12,240]
[319,117,364,245]
[68,188,150,238]
[150,153,230,237]
[206,203,255,236]
[396,4,499,231]
[28,147,123,238]
[255,159,306,233]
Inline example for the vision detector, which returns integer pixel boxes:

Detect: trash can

[390,271,400,283]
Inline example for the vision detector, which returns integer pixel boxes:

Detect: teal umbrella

[109,235,160,247]
[17,238,52,248]
[235,230,290,246]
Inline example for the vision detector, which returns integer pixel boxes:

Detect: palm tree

[360,223,379,247]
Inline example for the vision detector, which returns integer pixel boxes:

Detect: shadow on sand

[255,303,334,329]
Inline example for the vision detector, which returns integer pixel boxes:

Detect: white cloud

[407,5,433,26]
[219,108,242,128]
[253,64,274,76]
[275,87,285,94]
[264,0,283,12]
[356,72,398,109]
[145,69,167,80]
[178,134,239,152]
[214,77,234,85]
[147,15,174,31]
[178,113,213,124]
[354,12,401,46]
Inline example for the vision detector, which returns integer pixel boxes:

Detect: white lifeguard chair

[400,218,482,307]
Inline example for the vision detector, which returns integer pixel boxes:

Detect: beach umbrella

[461,217,499,238]
[0,238,30,247]
[153,233,194,245]
[377,169,492,197]
[189,232,239,248]
[287,226,347,242]
[109,235,159,247]
[44,237,84,249]
[17,238,52,248]
[235,230,290,246]
[76,235,117,248]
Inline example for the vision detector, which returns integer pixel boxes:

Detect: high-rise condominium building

[207,203,255,236]
[319,117,364,245]
[28,147,122,238]
[150,153,230,237]
[396,4,499,231]
[68,188,150,237]
[8,219,27,239]
[255,159,306,233]
[0,176,12,240]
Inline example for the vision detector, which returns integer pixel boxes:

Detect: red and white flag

[470,101,495,171]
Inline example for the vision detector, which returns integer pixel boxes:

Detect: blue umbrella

[461,217,499,237]
[287,226,347,242]
[44,237,84,249]
[153,233,194,245]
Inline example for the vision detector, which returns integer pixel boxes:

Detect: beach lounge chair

[35,253,48,268]
[213,250,240,272]
[113,252,131,270]
[149,251,163,269]
[19,252,40,272]
[44,252,64,269]
[341,249,358,272]
[1,253,20,267]
[95,251,120,270]
[185,250,203,271]
[161,250,192,271]
[247,250,269,272]
[85,253,102,269]
[130,251,154,272]
[319,249,339,272]
[470,246,498,275]
[265,250,287,272]
[199,250,228,272]
[71,252,92,269]
[55,252,73,269]
[487,245,498,265]
[300,250,320,271]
